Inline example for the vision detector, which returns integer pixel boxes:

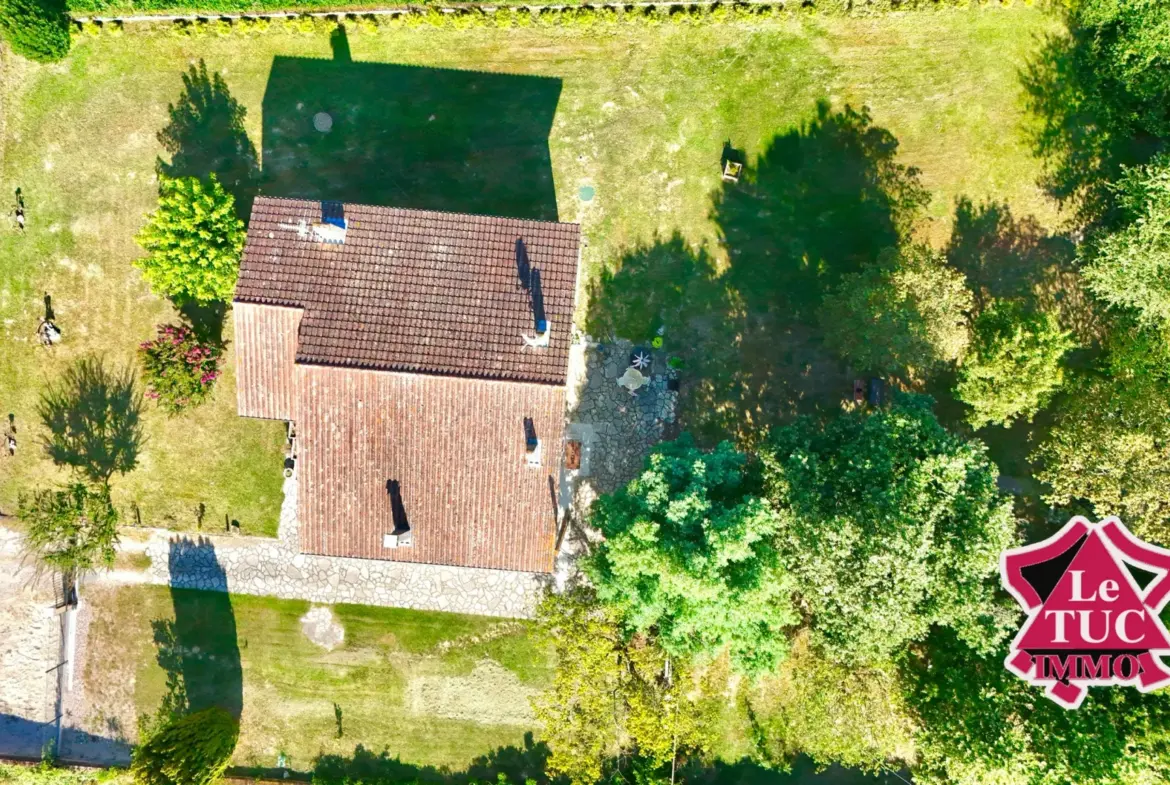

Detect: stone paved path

[88,473,549,619]
[0,530,59,759]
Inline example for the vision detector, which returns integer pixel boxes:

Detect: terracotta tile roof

[295,364,564,573]
[236,196,580,386]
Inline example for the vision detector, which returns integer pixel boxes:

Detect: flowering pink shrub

[139,324,224,413]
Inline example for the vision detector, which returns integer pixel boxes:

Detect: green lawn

[0,10,1059,524]
[81,585,554,771]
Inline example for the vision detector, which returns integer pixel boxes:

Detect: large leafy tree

[749,633,914,774]
[130,707,238,785]
[955,302,1074,429]
[0,0,71,63]
[821,245,973,378]
[1033,372,1170,545]
[905,629,1170,785]
[761,395,1017,665]
[18,484,118,574]
[532,589,709,785]
[585,435,798,676]
[1023,0,1170,219]
[135,175,245,303]
[1082,155,1170,327]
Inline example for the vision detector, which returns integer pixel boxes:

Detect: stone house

[232,196,581,574]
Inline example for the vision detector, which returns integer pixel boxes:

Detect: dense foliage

[1034,372,1170,546]
[532,589,709,785]
[761,395,1017,664]
[0,0,71,63]
[905,629,1170,785]
[585,435,797,676]
[750,634,914,773]
[955,302,1073,429]
[135,175,245,303]
[139,324,225,413]
[130,707,239,785]
[821,245,973,378]
[1083,155,1170,327]
[17,483,118,573]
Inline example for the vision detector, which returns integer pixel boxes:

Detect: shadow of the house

[151,537,243,722]
[260,27,562,220]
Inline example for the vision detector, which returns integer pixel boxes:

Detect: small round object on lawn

[578,185,595,203]
[313,112,333,133]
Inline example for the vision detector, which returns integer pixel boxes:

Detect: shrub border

[72,0,1034,31]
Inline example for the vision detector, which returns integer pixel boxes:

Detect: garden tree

[904,628,1170,785]
[0,0,71,63]
[585,435,798,676]
[1083,155,1170,327]
[748,633,914,773]
[17,484,118,574]
[761,395,1017,665]
[955,302,1074,429]
[135,175,245,303]
[39,356,144,485]
[532,589,709,785]
[820,245,973,378]
[1023,0,1170,220]
[1033,329,1170,544]
[130,707,238,785]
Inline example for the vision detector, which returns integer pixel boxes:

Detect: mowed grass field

[81,584,554,770]
[0,11,1060,530]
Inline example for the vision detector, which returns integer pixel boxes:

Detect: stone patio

[565,337,678,500]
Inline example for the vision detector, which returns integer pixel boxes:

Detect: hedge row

[72,0,1033,26]
[68,0,1034,19]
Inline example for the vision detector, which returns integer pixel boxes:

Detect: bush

[0,0,71,62]
[131,707,238,785]
[139,324,225,413]
[134,175,244,303]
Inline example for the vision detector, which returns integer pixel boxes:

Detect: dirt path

[0,529,60,758]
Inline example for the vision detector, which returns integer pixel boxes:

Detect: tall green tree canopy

[821,245,973,378]
[135,175,245,303]
[905,629,1170,785]
[955,302,1073,429]
[761,395,1017,665]
[18,484,119,574]
[1033,368,1170,545]
[131,707,238,785]
[0,0,71,63]
[1083,155,1170,327]
[585,435,798,676]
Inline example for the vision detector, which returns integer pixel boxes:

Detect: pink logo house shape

[1001,517,1170,708]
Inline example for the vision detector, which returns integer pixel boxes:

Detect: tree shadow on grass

[150,537,243,724]
[310,733,558,785]
[1021,29,1168,227]
[158,59,260,220]
[259,28,561,220]
[713,101,929,320]
[584,233,721,346]
[655,102,926,444]
[38,355,144,486]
